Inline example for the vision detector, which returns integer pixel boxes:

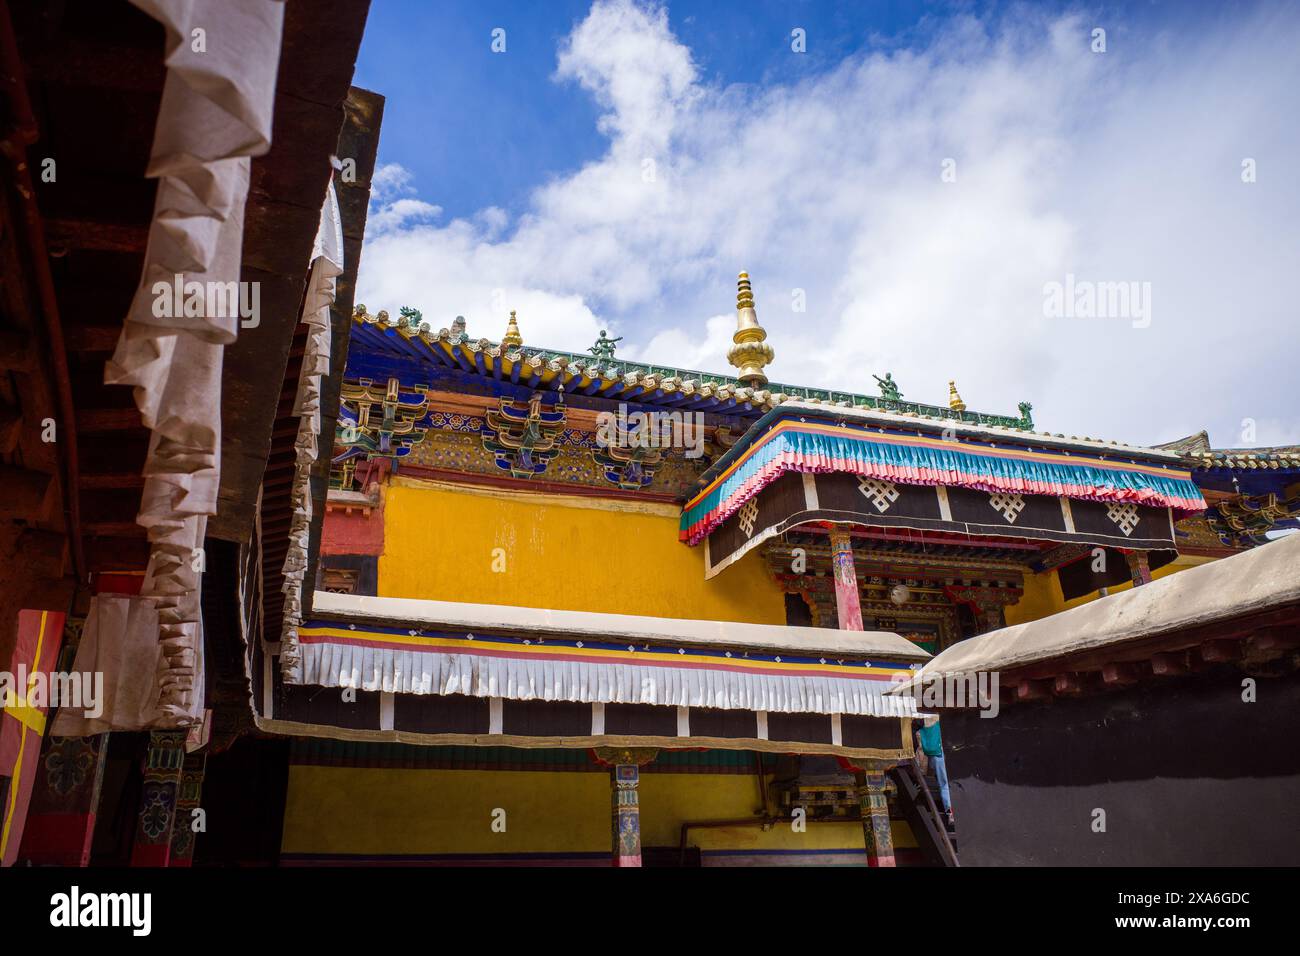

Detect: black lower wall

[943,668,1300,865]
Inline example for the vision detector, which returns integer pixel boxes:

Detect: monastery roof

[891,530,1300,691]
[348,266,1184,460]
[348,307,1032,429]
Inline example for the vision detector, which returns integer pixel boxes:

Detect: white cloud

[356,0,1300,448]
[366,162,442,234]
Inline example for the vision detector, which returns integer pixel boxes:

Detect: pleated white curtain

[299,641,919,718]
[279,181,344,681]
[105,0,285,726]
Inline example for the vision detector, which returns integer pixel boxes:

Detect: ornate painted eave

[1157,432,1300,541]
[681,403,1205,555]
[1154,431,1300,475]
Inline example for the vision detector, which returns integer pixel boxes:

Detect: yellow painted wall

[1004,554,1218,627]
[378,476,787,624]
[637,772,915,854]
[1003,568,1067,627]
[281,765,916,860]
[282,765,609,856]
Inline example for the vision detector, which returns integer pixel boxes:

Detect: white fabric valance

[299,642,919,719]
[277,180,343,679]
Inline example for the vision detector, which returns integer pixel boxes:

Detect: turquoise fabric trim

[682,425,1203,537]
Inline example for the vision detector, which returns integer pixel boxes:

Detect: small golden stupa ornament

[948,380,966,413]
[726,271,774,386]
[501,310,524,349]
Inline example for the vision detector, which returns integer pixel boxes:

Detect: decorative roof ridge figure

[589,329,622,362]
[873,372,902,402]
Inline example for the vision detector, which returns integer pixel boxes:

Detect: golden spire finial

[948,380,966,412]
[501,310,523,349]
[727,270,774,386]
[737,271,755,310]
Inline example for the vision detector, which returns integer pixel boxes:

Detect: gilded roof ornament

[726,271,774,386]
[948,380,966,412]
[501,310,524,349]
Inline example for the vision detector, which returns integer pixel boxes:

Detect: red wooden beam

[1150,652,1189,676]
[1052,673,1087,696]
[1199,639,1242,663]
[1015,679,1053,700]
[1101,662,1141,687]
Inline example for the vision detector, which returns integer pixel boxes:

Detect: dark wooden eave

[259,87,383,652]
[10,0,373,579]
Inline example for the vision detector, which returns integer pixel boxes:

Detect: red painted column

[829,527,864,631]
[17,734,110,866]
[130,731,186,867]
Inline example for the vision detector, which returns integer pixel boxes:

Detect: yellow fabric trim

[3,706,46,736]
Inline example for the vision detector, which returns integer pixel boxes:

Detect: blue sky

[351,0,1299,449]
[356,0,984,219]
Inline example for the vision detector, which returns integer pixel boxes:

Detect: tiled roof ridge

[352,307,1036,433]
[1187,446,1300,470]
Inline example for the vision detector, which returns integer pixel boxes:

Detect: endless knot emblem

[988,492,1026,524]
[857,477,900,513]
[737,498,759,538]
[1106,501,1140,536]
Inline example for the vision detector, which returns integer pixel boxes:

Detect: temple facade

[243,271,1288,866]
[5,0,1294,877]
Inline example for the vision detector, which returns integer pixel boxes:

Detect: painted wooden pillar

[167,751,207,867]
[855,769,896,867]
[829,528,864,631]
[1126,550,1152,586]
[130,730,187,867]
[593,747,657,868]
[612,762,643,867]
[17,734,110,866]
